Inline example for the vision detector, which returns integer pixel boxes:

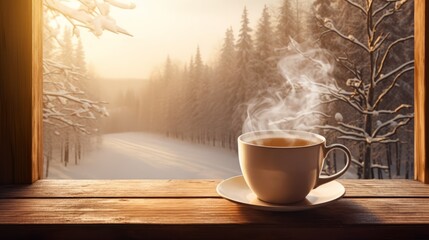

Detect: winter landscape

[43,0,414,179]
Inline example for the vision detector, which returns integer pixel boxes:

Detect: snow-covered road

[48,132,242,179]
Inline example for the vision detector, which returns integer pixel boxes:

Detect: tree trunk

[74,142,78,165]
[363,2,375,179]
[363,116,373,179]
[64,133,69,167]
[363,146,372,178]
[78,138,81,160]
[45,143,52,178]
[396,142,402,176]
[387,143,392,179]
[60,141,64,163]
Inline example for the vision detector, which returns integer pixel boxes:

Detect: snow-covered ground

[48,132,359,179]
[48,132,242,179]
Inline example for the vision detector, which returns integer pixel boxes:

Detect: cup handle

[314,143,352,189]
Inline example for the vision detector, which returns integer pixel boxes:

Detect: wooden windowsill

[0,179,428,239]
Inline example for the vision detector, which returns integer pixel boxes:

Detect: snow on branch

[370,163,389,170]
[376,104,413,114]
[350,159,390,170]
[372,113,414,139]
[375,60,414,84]
[314,125,366,140]
[374,8,396,30]
[372,1,394,16]
[44,108,90,134]
[318,16,369,53]
[376,35,414,78]
[43,57,108,133]
[373,66,414,109]
[374,0,410,30]
[43,0,135,37]
[338,135,367,142]
[372,33,390,52]
[336,54,362,81]
[338,122,368,136]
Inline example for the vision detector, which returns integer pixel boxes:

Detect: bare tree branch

[376,35,414,78]
[374,8,395,30]
[372,1,394,16]
[372,33,390,52]
[375,60,414,84]
[373,66,414,109]
[44,91,96,105]
[338,122,368,136]
[371,163,389,170]
[44,115,90,134]
[338,135,367,142]
[376,104,413,114]
[372,113,414,137]
[372,113,414,140]
[319,17,369,52]
[346,0,367,15]
[315,125,366,139]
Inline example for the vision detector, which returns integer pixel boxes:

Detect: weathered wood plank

[0,198,428,225]
[1,224,427,240]
[340,179,429,197]
[0,224,427,240]
[0,179,220,198]
[0,179,428,198]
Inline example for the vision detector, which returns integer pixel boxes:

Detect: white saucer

[216,175,345,212]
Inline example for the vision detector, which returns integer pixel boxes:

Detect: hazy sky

[81,0,312,79]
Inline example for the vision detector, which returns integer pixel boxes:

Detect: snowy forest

[44,0,414,179]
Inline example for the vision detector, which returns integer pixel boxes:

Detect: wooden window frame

[0,0,427,184]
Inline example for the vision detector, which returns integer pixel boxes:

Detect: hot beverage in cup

[250,137,317,147]
[238,130,351,204]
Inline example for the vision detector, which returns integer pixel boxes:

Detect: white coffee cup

[238,130,351,204]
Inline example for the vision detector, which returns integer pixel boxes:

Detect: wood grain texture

[32,0,43,184]
[0,0,42,184]
[1,198,429,225]
[0,180,428,239]
[415,0,429,183]
[0,225,427,240]
[0,179,428,198]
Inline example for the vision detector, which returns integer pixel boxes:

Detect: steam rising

[242,39,335,134]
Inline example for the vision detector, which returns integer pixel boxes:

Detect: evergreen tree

[254,5,276,89]
[236,9,254,107]
[234,6,255,139]
[276,0,296,47]
[61,27,73,65]
[74,37,87,74]
[215,27,237,147]
[193,47,209,142]
[219,27,236,78]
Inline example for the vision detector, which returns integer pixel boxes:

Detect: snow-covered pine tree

[192,47,210,143]
[276,0,296,48]
[218,27,238,148]
[254,5,277,90]
[236,7,254,102]
[233,6,255,140]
